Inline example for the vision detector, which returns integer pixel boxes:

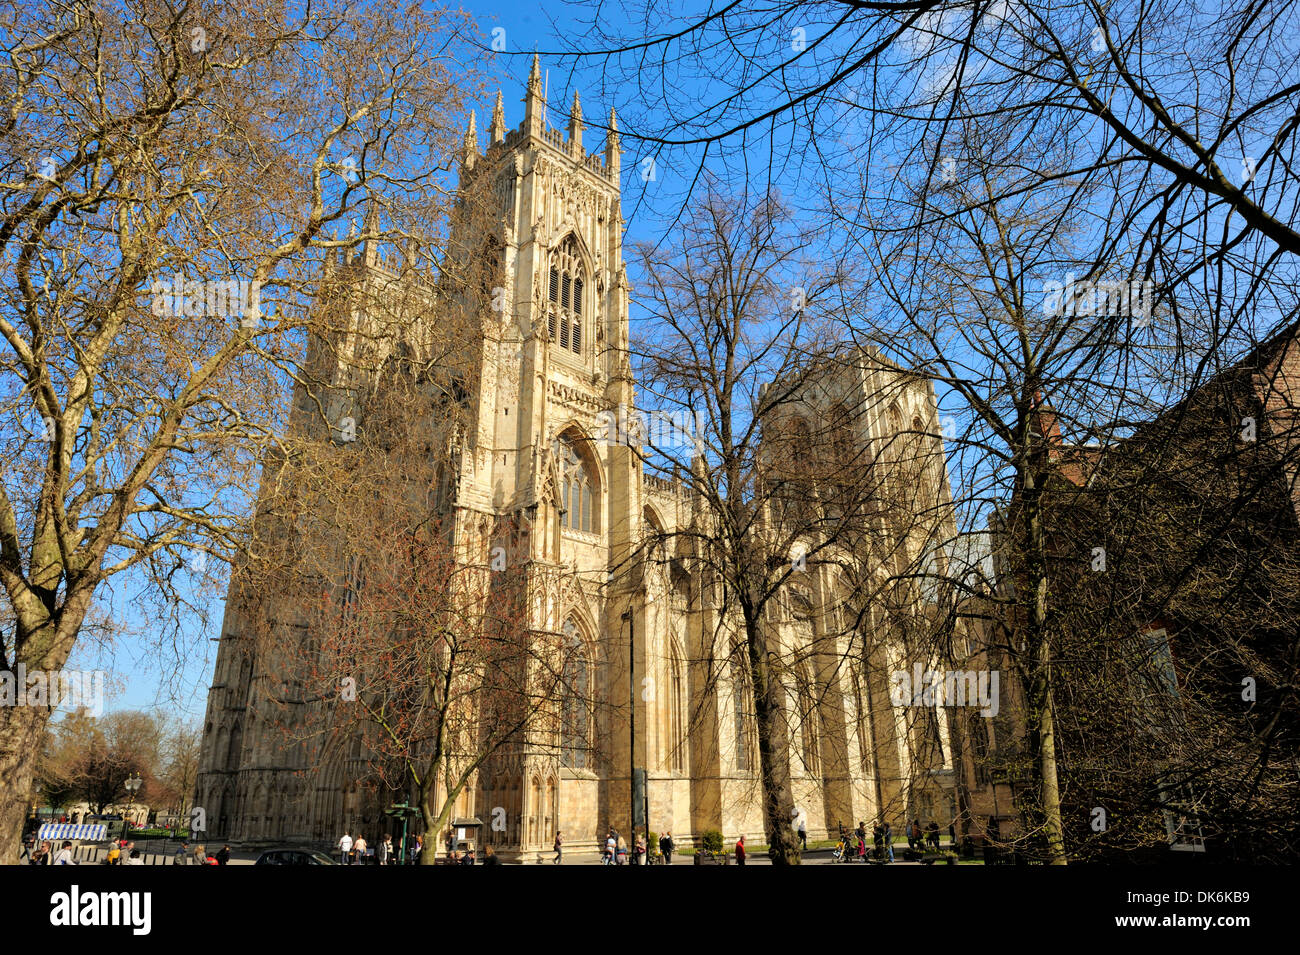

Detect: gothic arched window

[972,716,992,786]
[795,661,820,776]
[730,651,752,773]
[547,235,585,357]
[560,621,591,769]
[669,642,685,773]
[557,435,599,534]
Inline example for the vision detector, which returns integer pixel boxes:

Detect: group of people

[337,831,403,864]
[173,841,231,865]
[22,839,80,865]
[840,818,952,861]
[595,828,678,865]
[904,819,948,853]
[21,836,231,865]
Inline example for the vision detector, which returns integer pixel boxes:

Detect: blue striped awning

[38,823,108,841]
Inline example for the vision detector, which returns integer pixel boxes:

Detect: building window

[796,664,820,776]
[669,646,685,773]
[731,653,751,773]
[547,235,585,357]
[561,624,591,769]
[558,437,599,534]
[972,716,991,786]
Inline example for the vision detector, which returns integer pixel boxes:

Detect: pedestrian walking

[615,831,628,865]
[553,830,563,864]
[379,834,392,865]
[634,831,647,865]
[798,816,808,851]
[735,834,746,865]
[603,829,616,864]
[174,840,190,865]
[659,831,674,865]
[54,840,76,865]
[215,845,230,866]
[354,834,368,865]
[338,831,353,865]
[883,822,894,862]
[482,846,501,866]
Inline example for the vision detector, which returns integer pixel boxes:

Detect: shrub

[701,829,724,854]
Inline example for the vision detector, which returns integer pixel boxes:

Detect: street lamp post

[122,773,143,842]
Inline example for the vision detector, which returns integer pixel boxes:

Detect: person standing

[883,822,894,862]
[215,845,230,866]
[445,829,455,857]
[798,816,808,851]
[354,834,368,865]
[603,829,616,864]
[634,831,646,865]
[482,846,501,866]
[379,834,392,866]
[735,834,746,866]
[553,830,563,865]
[615,830,628,865]
[412,834,423,864]
[338,831,353,865]
[174,840,190,865]
[53,841,76,865]
[659,831,674,865]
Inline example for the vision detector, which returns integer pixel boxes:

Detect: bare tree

[628,182,956,862]
[0,0,482,861]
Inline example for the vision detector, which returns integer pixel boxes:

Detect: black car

[254,849,338,865]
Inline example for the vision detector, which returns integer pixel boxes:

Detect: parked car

[254,849,338,866]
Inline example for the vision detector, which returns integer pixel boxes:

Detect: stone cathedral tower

[196,59,963,861]
[442,54,645,858]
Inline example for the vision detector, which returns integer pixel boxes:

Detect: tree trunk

[0,702,50,864]
[1021,456,1067,865]
[745,616,800,865]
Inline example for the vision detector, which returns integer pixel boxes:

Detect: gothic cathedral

[194,57,960,860]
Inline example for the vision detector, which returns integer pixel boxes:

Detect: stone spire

[462,109,478,170]
[489,89,506,144]
[363,199,382,268]
[605,106,621,176]
[568,90,584,155]
[525,53,544,136]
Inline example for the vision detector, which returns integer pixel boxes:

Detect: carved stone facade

[194,60,961,860]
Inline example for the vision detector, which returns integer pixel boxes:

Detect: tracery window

[558,437,599,534]
[561,621,591,769]
[547,235,585,356]
[730,652,752,773]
